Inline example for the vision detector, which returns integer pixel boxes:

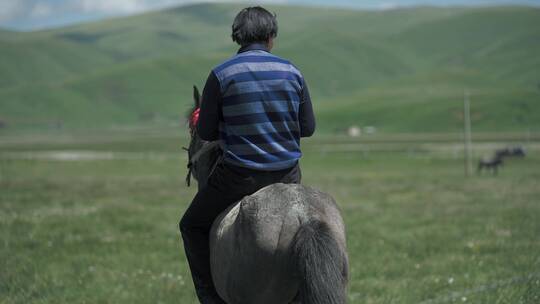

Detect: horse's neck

[192,140,221,189]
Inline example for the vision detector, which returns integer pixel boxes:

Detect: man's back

[213,45,305,170]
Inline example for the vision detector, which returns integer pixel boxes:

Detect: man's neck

[238,43,270,54]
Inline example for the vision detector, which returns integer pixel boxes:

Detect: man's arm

[299,78,316,137]
[197,71,221,141]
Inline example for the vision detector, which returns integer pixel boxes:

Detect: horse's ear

[193,85,201,107]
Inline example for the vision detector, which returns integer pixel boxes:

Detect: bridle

[184,107,200,186]
[184,107,221,187]
[184,137,220,186]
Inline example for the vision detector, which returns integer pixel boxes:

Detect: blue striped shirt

[197,44,315,171]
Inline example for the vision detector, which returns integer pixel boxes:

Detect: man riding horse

[179,7,316,303]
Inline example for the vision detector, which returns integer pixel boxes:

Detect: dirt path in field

[0,150,185,161]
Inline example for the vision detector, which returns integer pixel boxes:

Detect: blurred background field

[1,134,539,303]
[1,2,540,304]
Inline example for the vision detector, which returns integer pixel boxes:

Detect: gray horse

[184,86,349,304]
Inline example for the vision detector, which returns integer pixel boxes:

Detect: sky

[1,0,539,31]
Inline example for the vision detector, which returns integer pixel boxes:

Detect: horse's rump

[209,183,347,304]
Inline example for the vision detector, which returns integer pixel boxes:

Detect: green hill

[0,4,539,133]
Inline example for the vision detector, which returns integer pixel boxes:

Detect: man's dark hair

[231,7,278,46]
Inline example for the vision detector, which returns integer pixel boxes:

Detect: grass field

[1,131,539,303]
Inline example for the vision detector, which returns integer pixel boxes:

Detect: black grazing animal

[495,146,526,158]
[478,146,526,175]
[478,155,504,175]
[509,146,526,157]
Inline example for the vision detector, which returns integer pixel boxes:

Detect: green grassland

[1,4,539,132]
[1,134,539,303]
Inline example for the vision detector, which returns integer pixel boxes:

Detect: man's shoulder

[212,51,302,80]
[213,51,295,71]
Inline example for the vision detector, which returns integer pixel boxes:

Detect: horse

[184,86,349,304]
[477,155,503,175]
[478,146,527,176]
[498,146,526,158]
[510,146,526,157]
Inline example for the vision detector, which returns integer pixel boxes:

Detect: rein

[185,141,221,187]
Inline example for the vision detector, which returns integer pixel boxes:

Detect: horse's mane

[184,85,223,188]
[187,85,201,137]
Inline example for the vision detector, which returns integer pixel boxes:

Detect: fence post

[463,89,473,176]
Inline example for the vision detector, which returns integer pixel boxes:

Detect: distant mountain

[1,4,539,133]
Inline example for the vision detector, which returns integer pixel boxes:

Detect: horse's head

[186,85,204,155]
[185,85,221,190]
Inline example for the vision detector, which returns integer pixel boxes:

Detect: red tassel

[190,108,200,129]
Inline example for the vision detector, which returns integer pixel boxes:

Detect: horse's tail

[292,220,348,304]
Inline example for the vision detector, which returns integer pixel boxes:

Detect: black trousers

[179,162,301,304]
